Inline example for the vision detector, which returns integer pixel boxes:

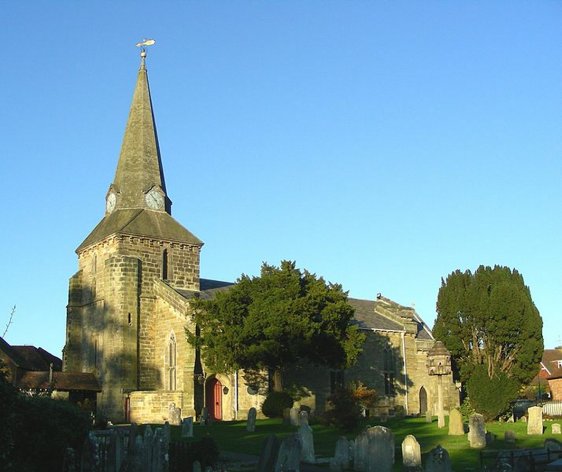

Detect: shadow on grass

[161,416,560,471]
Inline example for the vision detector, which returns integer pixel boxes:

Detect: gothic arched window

[383,346,395,396]
[162,249,169,280]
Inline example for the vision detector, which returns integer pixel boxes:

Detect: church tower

[64,49,203,420]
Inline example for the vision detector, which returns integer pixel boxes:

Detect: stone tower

[64,51,203,420]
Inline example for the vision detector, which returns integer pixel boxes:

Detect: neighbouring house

[0,336,100,404]
[541,348,562,400]
[63,50,458,424]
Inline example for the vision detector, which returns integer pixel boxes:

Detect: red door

[206,377,223,420]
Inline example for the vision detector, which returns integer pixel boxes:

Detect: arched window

[162,249,168,280]
[168,333,176,390]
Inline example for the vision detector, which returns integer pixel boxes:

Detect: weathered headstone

[468,413,486,449]
[448,409,464,436]
[485,431,495,445]
[257,434,280,472]
[274,434,302,472]
[143,425,154,469]
[332,436,350,470]
[247,407,257,432]
[289,407,300,427]
[168,402,182,425]
[527,406,543,435]
[192,460,202,472]
[545,438,562,451]
[366,425,394,472]
[553,423,562,435]
[299,410,309,427]
[504,430,516,443]
[425,410,432,423]
[200,407,209,425]
[298,423,315,463]
[354,429,369,471]
[424,445,452,472]
[402,434,422,470]
[181,416,194,438]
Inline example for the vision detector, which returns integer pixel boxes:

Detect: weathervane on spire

[136,38,156,65]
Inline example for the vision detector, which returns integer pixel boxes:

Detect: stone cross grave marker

[468,413,486,449]
[527,406,543,435]
[401,434,421,470]
[247,407,257,432]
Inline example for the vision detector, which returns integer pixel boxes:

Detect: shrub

[466,364,519,421]
[11,396,91,472]
[324,382,377,432]
[261,391,294,418]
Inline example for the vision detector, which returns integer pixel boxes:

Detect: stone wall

[129,391,186,424]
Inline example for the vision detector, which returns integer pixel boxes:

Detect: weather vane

[136,38,156,60]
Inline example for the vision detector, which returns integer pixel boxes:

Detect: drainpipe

[401,332,409,413]
[234,370,239,420]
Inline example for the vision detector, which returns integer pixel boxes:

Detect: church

[63,50,458,424]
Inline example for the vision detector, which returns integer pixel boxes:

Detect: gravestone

[257,434,280,472]
[527,406,543,435]
[332,436,350,470]
[168,402,182,425]
[402,434,422,470]
[425,410,432,423]
[544,438,562,451]
[200,406,209,425]
[247,407,257,432]
[283,408,292,425]
[299,410,309,426]
[424,445,452,472]
[289,407,300,426]
[192,461,202,472]
[468,413,486,448]
[448,409,464,436]
[366,425,394,472]
[354,429,369,471]
[553,423,562,435]
[181,417,194,438]
[504,430,516,443]
[275,434,302,472]
[299,423,315,463]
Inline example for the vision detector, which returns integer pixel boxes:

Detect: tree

[433,265,543,418]
[187,261,365,390]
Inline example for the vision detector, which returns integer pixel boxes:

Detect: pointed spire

[109,47,170,214]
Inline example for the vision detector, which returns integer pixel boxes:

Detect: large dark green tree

[187,261,365,390]
[433,265,543,418]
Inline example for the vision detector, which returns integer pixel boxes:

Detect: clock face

[106,192,116,213]
[146,189,165,210]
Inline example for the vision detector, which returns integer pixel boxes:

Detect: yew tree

[433,265,543,418]
[187,261,365,390]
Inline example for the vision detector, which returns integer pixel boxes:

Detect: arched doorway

[419,386,428,415]
[206,377,223,421]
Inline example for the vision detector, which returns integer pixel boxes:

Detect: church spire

[107,42,170,214]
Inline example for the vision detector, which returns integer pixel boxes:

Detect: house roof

[542,349,562,379]
[17,371,101,392]
[11,346,62,371]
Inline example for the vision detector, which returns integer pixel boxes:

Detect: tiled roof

[17,371,101,392]
[11,346,62,371]
[542,349,562,379]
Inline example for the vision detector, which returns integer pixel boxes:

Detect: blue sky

[2,1,561,357]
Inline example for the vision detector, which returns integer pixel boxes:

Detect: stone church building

[63,52,458,424]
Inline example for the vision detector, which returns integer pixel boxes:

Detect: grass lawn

[167,416,561,471]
